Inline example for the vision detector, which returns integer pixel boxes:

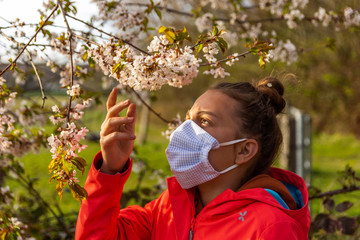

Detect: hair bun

[255,77,286,114]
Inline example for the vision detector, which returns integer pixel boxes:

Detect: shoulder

[258,220,306,240]
[248,203,307,239]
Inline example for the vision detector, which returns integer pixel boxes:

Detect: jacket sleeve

[75,152,153,240]
[259,221,307,240]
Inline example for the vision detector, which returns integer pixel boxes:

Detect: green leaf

[142,17,149,30]
[106,1,117,11]
[195,43,203,54]
[71,157,87,174]
[56,181,64,199]
[112,63,123,74]
[258,56,266,68]
[165,31,175,43]
[154,7,162,19]
[15,66,23,73]
[82,51,88,62]
[88,57,95,68]
[213,26,219,36]
[158,25,167,34]
[69,183,88,202]
[216,37,228,54]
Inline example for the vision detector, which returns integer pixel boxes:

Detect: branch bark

[25,50,47,108]
[0,5,58,76]
[309,186,360,200]
[65,14,150,55]
[57,0,75,123]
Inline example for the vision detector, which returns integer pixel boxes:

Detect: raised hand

[99,87,136,174]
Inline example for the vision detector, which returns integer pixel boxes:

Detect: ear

[234,139,258,165]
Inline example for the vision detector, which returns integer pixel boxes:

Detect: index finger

[106,87,118,111]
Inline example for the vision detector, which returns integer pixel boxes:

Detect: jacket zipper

[189,217,196,240]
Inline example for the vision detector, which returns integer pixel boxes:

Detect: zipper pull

[189,230,193,240]
[189,217,195,240]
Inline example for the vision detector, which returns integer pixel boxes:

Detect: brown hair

[210,77,286,176]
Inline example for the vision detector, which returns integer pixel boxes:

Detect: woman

[75,77,310,239]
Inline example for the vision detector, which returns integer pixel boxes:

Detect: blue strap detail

[265,189,290,210]
[281,181,305,209]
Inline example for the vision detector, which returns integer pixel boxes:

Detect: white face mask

[165,120,247,189]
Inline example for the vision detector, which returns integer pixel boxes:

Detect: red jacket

[75,152,310,239]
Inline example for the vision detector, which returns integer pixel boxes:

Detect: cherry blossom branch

[125,2,260,15]
[125,2,315,25]
[57,0,75,123]
[0,30,47,108]
[25,51,47,108]
[126,2,194,17]
[0,5,58,77]
[9,166,70,235]
[73,34,100,46]
[64,14,150,55]
[309,186,360,200]
[199,50,251,66]
[128,88,173,124]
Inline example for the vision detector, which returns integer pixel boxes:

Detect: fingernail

[128,117,134,122]
[131,135,136,139]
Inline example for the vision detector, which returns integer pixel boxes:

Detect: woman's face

[186,89,245,171]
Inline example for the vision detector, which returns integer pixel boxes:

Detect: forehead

[189,90,238,116]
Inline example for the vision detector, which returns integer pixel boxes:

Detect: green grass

[310,133,360,217]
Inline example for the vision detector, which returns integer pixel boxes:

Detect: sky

[0,0,98,27]
[0,0,99,63]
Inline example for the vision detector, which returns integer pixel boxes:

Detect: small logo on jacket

[238,211,247,222]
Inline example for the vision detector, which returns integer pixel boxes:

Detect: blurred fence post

[138,91,150,145]
[279,106,312,186]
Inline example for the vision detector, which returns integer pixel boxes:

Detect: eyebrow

[186,110,218,119]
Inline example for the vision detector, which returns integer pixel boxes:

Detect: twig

[73,34,100,46]
[0,30,47,108]
[128,88,172,124]
[25,50,47,108]
[9,166,71,236]
[126,2,194,17]
[199,50,251,66]
[0,5,58,77]
[64,14,150,55]
[309,186,360,200]
[57,0,75,123]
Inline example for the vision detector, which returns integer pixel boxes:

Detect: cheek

[208,147,236,171]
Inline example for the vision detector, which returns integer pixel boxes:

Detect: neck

[197,171,243,206]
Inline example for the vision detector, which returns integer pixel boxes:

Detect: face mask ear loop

[219,163,239,174]
[219,138,247,147]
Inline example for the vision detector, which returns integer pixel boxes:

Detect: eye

[200,118,210,126]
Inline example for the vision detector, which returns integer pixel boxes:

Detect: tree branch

[0,30,47,108]
[57,0,75,123]
[9,166,70,236]
[64,14,150,55]
[25,50,47,109]
[309,186,360,200]
[0,5,58,76]
[199,50,251,66]
[73,34,100,46]
[128,88,172,124]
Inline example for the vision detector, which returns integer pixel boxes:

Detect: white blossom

[203,66,230,78]
[89,37,201,91]
[195,13,213,33]
[313,7,332,27]
[66,84,81,97]
[269,39,298,65]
